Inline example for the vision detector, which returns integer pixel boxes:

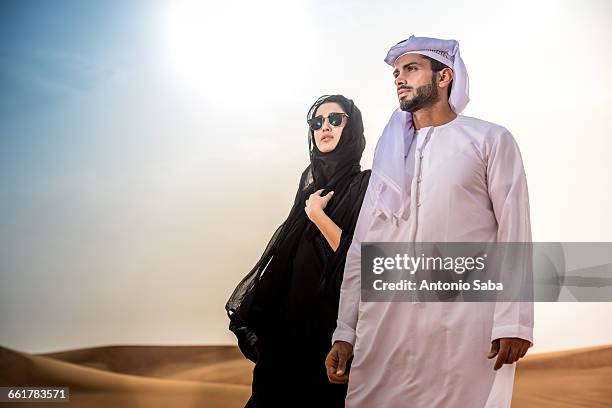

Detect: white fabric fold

[370,108,414,222]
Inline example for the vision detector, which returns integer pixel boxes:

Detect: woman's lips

[321,134,333,142]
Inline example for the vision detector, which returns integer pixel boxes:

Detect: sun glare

[161,0,313,101]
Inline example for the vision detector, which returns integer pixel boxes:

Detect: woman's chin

[317,143,337,153]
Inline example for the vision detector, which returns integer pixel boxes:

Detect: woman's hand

[304,189,334,221]
[304,189,341,251]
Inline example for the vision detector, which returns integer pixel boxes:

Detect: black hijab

[307,94,366,190]
[225,95,370,362]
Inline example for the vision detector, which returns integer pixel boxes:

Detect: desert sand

[1,343,610,407]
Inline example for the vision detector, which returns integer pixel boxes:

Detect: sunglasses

[307,112,349,131]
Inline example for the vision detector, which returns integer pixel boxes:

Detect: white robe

[332,115,534,408]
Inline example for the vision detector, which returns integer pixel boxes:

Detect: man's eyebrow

[403,62,420,69]
[394,62,420,76]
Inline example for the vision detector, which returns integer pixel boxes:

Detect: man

[325,36,533,407]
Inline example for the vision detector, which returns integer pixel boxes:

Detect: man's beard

[399,76,439,113]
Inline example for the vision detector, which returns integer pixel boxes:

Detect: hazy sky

[1,0,611,353]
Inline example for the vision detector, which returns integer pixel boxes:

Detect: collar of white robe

[370,36,470,224]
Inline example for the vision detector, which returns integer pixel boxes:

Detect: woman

[225,95,371,407]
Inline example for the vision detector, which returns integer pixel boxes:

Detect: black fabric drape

[224,95,371,407]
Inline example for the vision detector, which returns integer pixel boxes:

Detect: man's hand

[325,341,353,384]
[488,337,531,370]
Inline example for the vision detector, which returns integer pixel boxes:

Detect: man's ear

[438,67,454,89]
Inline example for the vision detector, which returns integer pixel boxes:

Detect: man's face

[393,53,439,113]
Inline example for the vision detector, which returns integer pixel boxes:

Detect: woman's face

[312,102,347,153]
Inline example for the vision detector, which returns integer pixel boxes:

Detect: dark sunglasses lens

[308,116,323,130]
[329,113,344,126]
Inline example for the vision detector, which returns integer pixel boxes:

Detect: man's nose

[395,75,405,87]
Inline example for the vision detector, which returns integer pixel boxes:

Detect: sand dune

[0,345,252,408]
[1,344,610,407]
[41,345,252,383]
[512,345,612,408]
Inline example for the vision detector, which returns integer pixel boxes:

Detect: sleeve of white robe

[486,129,534,345]
[331,176,377,346]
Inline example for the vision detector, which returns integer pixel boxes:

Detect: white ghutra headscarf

[370,35,470,223]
